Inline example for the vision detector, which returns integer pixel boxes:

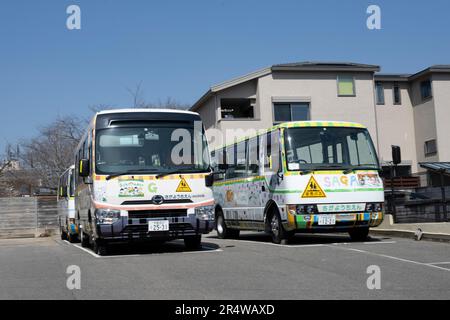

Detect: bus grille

[128,209,188,219]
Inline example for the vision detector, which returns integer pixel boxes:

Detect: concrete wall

[431,74,450,161]
[375,82,418,172]
[410,77,439,164]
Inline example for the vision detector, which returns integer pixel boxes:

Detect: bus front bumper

[96,215,214,242]
[287,212,384,233]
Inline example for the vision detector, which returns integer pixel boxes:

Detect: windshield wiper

[297,165,346,175]
[343,166,380,174]
[105,169,158,181]
[156,168,210,179]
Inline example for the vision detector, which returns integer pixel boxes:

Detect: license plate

[317,215,336,226]
[148,220,169,232]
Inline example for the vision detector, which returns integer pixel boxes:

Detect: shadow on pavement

[206,232,393,246]
[87,240,220,257]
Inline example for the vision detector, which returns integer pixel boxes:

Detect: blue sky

[1,0,450,152]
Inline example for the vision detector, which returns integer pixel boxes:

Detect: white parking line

[330,241,397,246]
[326,245,450,272]
[71,243,101,258]
[427,262,450,265]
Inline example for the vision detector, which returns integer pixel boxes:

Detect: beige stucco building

[191,62,450,177]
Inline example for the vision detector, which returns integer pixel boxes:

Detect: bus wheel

[349,227,370,242]
[216,212,240,239]
[216,212,227,239]
[80,229,90,248]
[67,233,78,244]
[184,235,202,250]
[93,240,108,256]
[268,211,288,244]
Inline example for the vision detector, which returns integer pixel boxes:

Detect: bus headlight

[95,209,121,224]
[287,204,317,215]
[365,203,383,212]
[195,205,215,221]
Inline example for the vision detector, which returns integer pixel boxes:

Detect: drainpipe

[371,74,381,155]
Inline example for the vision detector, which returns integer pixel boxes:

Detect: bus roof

[212,121,367,151]
[96,108,199,116]
[274,121,366,130]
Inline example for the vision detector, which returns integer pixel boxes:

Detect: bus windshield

[95,122,210,175]
[284,127,379,171]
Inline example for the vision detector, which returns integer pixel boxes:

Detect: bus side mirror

[392,146,401,165]
[60,187,68,198]
[205,173,214,187]
[79,159,90,177]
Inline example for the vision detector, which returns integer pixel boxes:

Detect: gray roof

[272,61,380,72]
[419,162,450,175]
[375,65,450,82]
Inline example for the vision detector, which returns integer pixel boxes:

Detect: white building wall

[257,71,379,149]
[375,82,419,172]
[431,74,450,161]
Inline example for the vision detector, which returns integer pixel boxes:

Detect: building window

[393,84,401,105]
[375,82,385,105]
[420,80,432,100]
[337,75,355,96]
[220,98,254,119]
[424,139,437,156]
[273,103,309,123]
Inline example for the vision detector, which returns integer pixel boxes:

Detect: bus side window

[211,151,216,170]
[225,145,236,179]
[248,137,259,176]
[264,131,280,172]
[235,140,247,178]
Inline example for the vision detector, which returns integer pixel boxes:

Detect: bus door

[261,130,284,222]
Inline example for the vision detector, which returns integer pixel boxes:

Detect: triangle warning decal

[301,176,326,198]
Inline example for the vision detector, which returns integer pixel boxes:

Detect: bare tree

[146,97,190,110]
[126,81,146,108]
[19,116,84,189]
[0,160,11,176]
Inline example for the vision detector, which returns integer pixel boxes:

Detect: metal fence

[391,200,449,223]
[0,196,58,237]
[384,185,449,224]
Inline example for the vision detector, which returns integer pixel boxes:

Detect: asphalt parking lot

[0,232,449,300]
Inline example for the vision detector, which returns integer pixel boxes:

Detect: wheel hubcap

[217,217,224,234]
[271,215,279,237]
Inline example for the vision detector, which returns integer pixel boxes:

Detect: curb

[370,229,450,243]
[0,233,36,239]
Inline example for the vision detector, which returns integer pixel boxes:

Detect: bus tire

[349,227,370,242]
[184,235,202,250]
[216,211,240,239]
[67,233,78,243]
[268,209,289,244]
[80,229,89,248]
[93,239,108,256]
